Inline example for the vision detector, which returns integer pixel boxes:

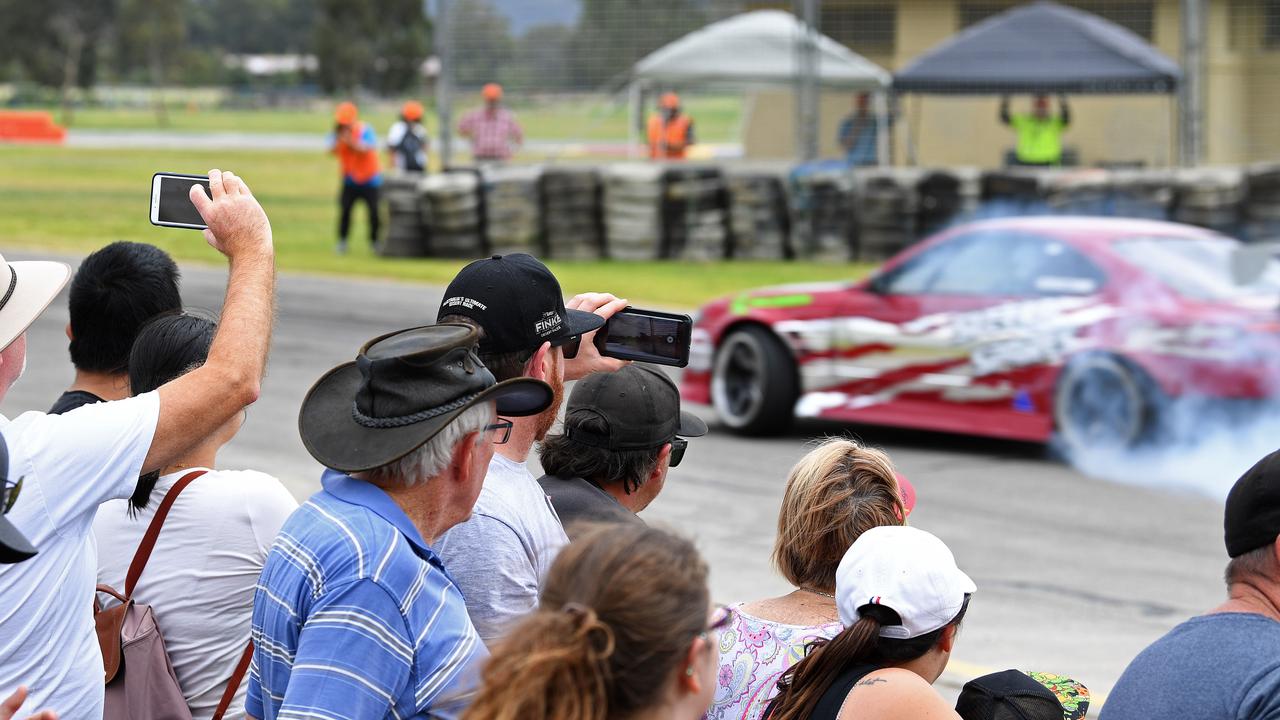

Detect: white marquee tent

[628,10,892,161]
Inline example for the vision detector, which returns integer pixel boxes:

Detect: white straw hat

[835,525,976,639]
[0,252,72,352]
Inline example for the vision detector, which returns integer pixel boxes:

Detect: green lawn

[0,144,870,307]
[29,94,745,144]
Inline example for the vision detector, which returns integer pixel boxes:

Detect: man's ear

[647,443,672,486]
[450,431,479,483]
[65,323,73,342]
[526,342,552,382]
[937,624,958,654]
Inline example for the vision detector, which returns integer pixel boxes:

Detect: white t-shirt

[386,120,428,170]
[435,453,569,644]
[94,468,298,720]
[0,393,161,720]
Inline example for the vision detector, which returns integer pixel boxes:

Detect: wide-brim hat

[299,324,553,473]
[0,252,71,353]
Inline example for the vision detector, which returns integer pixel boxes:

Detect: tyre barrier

[378,163,1280,262]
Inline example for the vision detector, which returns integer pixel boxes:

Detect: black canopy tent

[892,1,1183,164]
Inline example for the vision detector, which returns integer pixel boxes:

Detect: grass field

[0,144,871,307]
[28,94,745,144]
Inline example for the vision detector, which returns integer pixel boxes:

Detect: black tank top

[809,663,884,719]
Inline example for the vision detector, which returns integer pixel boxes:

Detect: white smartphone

[150,172,210,230]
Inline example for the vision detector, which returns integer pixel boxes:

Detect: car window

[875,240,961,294]
[1111,236,1280,301]
[897,231,1105,296]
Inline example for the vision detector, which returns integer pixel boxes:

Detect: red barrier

[0,111,67,144]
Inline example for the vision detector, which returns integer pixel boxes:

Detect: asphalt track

[0,252,1229,709]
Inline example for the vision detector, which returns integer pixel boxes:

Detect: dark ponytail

[766,597,970,720]
[126,311,216,516]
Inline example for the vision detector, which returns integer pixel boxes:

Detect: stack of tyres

[422,171,483,258]
[1105,169,1174,220]
[663,166,730,261]
[484,165,541,257]
[980,168,1046,211]
[725,164,792,260]
[603,163,666,260]
[915,168,972,236]
[790,161,856,262]
[381,172,428,257]
[854,168,919,261]
[1043,169,1114,215]
[540,168,603,259]
[1174,167,1246,233]
[1244,164,1280,243]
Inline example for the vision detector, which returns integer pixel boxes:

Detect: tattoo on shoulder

[854,677,888,688]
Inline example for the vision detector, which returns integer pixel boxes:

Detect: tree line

[0,0,718,99]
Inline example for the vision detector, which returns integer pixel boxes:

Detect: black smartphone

[593,307,693,368]
[149,172,211,230]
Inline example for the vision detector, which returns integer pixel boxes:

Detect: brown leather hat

[298,323,552,473]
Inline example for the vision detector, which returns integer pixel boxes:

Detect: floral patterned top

[704,604,843,720]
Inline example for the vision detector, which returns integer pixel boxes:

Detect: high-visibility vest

[648,113,692,159]
[334,121,381,184]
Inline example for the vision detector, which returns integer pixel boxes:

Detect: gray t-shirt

[435,453,569,645]
[1101,612,1280,720]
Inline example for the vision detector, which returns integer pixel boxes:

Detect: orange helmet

[334,101,358,125]
[482,83,503,101]
[660,92,680,110]
[401,100,424,121]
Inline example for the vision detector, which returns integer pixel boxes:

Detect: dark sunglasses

[485,419,514,445]
[552,335,582,360]
[669,437,688,468]
[2,476,23,515]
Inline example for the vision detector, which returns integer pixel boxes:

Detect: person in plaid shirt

[458,84,523,162]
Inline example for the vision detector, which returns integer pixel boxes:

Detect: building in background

[740,0,1280,167]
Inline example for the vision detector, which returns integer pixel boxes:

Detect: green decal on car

[730,293,814,316]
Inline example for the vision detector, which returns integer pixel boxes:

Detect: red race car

[682,217,1280,452]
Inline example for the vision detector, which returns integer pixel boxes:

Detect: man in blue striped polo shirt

[246,324,552,719]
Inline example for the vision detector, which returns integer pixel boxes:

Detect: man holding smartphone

[434,253,627,644]
[329,101,382,254]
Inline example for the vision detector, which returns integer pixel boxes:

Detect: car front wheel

[711,325,798,436]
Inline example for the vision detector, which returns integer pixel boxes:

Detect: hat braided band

[0,267,17,312]
[351,390,482,429]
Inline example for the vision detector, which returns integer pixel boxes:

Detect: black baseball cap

[564,364,707,450]
[956,670,1089,720]
[1225,449,1280,558]
[436,254,605,355]
[0,434,37,564]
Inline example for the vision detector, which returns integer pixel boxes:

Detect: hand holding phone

[593,307,693,368]
[150,172,211,230]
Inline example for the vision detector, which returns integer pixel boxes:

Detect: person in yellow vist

[648,92,695,160]
[999,93,1071,166]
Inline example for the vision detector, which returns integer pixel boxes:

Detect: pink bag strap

[124,470,208,597]
[212,641,254,720]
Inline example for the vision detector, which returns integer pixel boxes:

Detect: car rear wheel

[711,325,798,436]
[1054,354,1157,455]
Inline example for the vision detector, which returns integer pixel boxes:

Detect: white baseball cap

[835,525,976,639]
[0,252,71,353]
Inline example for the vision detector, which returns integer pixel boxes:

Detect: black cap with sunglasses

[564,364,707,459]
[0,435,37,563]
[437,254,604,358]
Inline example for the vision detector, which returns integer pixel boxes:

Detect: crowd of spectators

[0,170,1275,720]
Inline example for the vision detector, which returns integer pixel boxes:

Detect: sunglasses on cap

[2,476,22,515]
[670,437,688,468]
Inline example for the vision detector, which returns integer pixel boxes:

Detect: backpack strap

[212,641,254,720]
[124,469,208,597]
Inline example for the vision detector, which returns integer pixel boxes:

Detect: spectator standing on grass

[435,253,628,644]
[463,523,723,720]
[459,84,523,163]
[329,101,382,254]
[707,440,913,720]
[93,312,297,720]
[763,526,975,720]
[537,364,706,537]
[837,93,886,167]
[247,323,552,720]
[49,241,181,415]
[0,169,276,720]
[648,92,695,160]
[1100,449,1280,720]
[999,94,1070,167]
[387,100,429,173]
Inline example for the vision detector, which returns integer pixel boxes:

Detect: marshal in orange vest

[648,113,694,160]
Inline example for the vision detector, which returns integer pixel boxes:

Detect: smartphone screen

[151,174,210,229]
[596,309,692,367]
